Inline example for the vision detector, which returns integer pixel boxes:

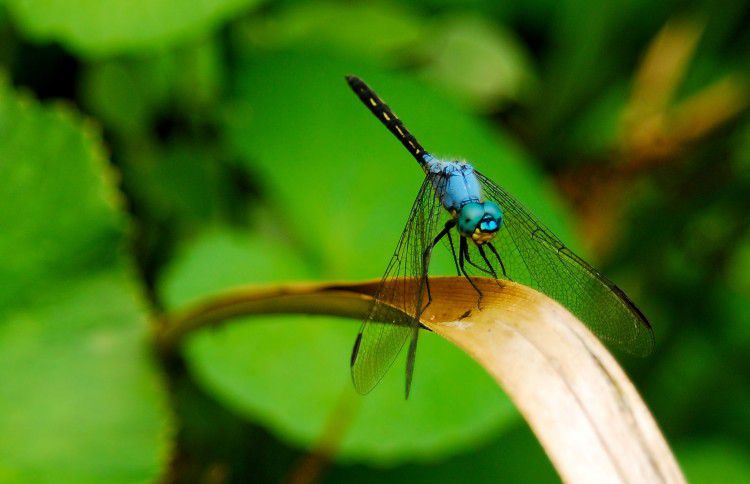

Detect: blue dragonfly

[345,76,654,398]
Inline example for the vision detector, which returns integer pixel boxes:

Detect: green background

[1,0,749,482]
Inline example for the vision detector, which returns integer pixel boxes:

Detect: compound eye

[461,203,483,222]
[483,201,503,221]
[458,203,484,235]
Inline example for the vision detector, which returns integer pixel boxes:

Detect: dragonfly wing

[351,172,447,395]
[474,171,654,356]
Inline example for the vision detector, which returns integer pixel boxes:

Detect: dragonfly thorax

[425,157,483,210]
[425,157,504,244]
[455,201,503,244]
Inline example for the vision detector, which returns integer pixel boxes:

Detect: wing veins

[475,170,654,355]
[350,172,447,394]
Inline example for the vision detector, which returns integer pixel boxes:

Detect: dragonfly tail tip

[344,74,361,86]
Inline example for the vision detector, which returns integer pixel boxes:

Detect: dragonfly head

[457,201,503,244]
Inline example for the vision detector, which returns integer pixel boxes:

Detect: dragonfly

[345,75,654,398]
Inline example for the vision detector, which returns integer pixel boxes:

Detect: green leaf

[235,2,423,64]
[159,51,579,463]
[0,91,122,311]
[4,0,262,58]
[81,37,224,136]
[0,273,170,483]
[415,14,537,111]
[677,440,750,484]
[328,424,558,483]
[81,55,175,136]
[0,81,171,482]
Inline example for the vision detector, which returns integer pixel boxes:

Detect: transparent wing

[351,172,447,395]
[474,170,655,356]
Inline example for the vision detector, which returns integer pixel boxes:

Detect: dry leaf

[157,277,685,483]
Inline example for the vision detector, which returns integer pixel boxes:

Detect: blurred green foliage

[1,0,750,482]
[3,0,262,57]
[0,80,170,482]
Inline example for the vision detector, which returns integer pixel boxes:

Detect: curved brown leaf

[157,276,685,483]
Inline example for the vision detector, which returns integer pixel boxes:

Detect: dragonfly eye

[457,201,503,239]
[479,217,499,232]
[480,201,503,233]
[483,201,503,222]
[457,202,484,236]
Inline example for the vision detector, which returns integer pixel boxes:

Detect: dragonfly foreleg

[420,221,455,313]
[487,242,511,281]
[463,244,495,276]
[445,225,461,276]
[477,244,501,280]
[459,237,483,308]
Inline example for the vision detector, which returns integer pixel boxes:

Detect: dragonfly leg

[405,327,419,399]
[477,244,500,280]
[487,242,511,281]
[459,237,484,308]
[464,244,494,276]
[420,222,454,313]
[444,224,461,276]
